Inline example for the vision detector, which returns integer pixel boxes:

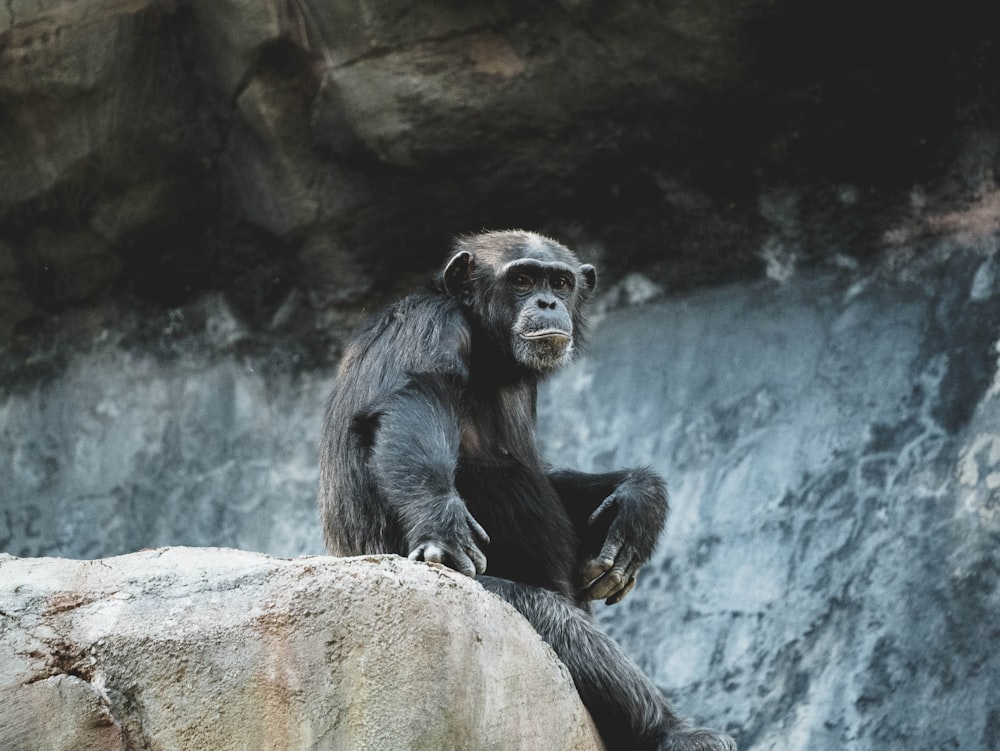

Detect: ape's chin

[513,334,574,372]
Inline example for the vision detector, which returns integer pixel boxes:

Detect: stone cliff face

[3,0,998,359]
[3,240,997,750]
[540,243,1000,749]
[2,2,1000,750]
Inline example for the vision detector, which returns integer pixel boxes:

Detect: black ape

[319,231,734,751]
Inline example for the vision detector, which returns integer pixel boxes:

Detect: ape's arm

[548,467,668,604]
[369,373,489,577]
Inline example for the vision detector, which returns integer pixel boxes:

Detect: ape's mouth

[520,329,571,342]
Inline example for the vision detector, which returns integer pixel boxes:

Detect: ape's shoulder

[338,290,471,383]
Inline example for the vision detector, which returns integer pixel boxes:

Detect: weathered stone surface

[2,0,997,351]
[0,346,328,558]
[0,548,604,751]
[4,236,998,750]
[541,240,1000,749]
[3,2,1000,750]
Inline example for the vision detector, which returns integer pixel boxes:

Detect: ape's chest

[454,458,577,597]
[458,382,538,462]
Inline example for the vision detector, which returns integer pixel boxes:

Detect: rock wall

[2,0,998,354]
[0,333,328,558]
[3,1,1000,750]
[3,237,998,750]
[540,241,1000,749]
[0,549,604,751]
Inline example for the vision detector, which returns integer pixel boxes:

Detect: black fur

[319,230,735,751]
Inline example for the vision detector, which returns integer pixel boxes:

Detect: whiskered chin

[513,329,574,371]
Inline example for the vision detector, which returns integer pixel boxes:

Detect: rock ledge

[0,547,603,751]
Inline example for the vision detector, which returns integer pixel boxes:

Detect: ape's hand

[581,494,642,604]
[581,473,666,605]
[407,499,490,578]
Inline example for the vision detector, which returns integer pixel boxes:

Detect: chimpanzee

[318,230,735,751]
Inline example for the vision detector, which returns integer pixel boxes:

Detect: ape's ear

[579,264,597,295]
[444,251,475,300]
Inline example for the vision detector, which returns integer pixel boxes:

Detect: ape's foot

[655,726,737,751]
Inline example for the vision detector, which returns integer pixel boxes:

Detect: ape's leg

[479,577,736,751]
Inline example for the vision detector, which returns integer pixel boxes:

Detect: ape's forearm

[370,374,463,527]
[548,467,667,540]
[367,373,488,576]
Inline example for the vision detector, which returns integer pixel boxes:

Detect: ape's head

[444,231,597,373]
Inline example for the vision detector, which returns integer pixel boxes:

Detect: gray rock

[4,239,998,750]
[3,0,997,342]
[3,2,1000,748]
[0,549,604,751]
[540,242,1000,749]
[0,348,328,558]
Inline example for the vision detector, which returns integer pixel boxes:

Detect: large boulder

[0,548,604,751]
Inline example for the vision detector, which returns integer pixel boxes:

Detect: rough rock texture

[2,0,998,359]
[0,341,328,558]
[0,549,604,751]
[3,2,1000,750]
[4,238,998,750]
[540,241,1000,749]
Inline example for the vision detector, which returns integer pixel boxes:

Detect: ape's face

[444,231,597,373]
[504,256,583,371]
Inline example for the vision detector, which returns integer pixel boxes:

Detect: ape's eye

[551,275,572,292]
[513,274,533,290]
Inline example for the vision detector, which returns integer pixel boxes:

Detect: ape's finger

[584,539,622,582]
[467,515,491,546]
[408,543,442,564]
[588,494,618,526]
[407,539,481,578]
[465,542,488,575]
[585,567,626,601]
[450,548,477,577]
[604,559,642,604]
[606,573,637,605]
[584,557,612,583]
[584,552,641,601]
[428,543,450,563]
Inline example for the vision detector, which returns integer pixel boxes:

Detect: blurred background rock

[2,2,998,748]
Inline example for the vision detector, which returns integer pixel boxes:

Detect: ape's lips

[520,328,571,342]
